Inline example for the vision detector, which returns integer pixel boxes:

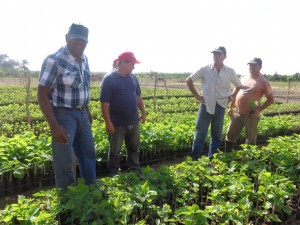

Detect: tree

[0,54,9,65]
[0,53,20,77]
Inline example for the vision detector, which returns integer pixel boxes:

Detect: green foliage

[1,134,299,224]
[0,132,52,180]
[0,189,59,225]
[265,72,300,82]
[1,100,300,180]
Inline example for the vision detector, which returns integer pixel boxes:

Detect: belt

[53,106,85,111]
[74,107,85,111]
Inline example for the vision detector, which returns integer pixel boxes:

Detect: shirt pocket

[60,70,82,88]
[217,75,230,90]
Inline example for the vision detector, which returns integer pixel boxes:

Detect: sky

[1,0,300,76]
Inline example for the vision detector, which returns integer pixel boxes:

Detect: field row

[0,85,189,105]
[0,112,299,187]
[1,94,300,137]
[1,134,299,224]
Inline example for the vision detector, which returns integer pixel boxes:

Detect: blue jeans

[107,123,140,173]
[191,104,225,160]
[52,107,96,189]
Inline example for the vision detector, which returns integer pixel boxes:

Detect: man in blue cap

[225,57,274,151]
[186,46,242,160]
[38,23,96,189]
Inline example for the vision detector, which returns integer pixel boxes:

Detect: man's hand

[51,124,69,144]
[227,108,234,117]
[250,108,260,118]
[105,121,115,135]
[139,112,146,123]
[196,95,205,104]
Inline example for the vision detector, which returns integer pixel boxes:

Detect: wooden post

[286,80,291,103]
[153,72,168,112]
[21,61,31,124]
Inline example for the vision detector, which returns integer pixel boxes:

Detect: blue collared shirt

[39,46,91,108]
[100,71,141,126]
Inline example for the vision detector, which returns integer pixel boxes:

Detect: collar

[64,46,85,63]
[209,63,227,71]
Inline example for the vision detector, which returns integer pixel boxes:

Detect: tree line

[1,53,300,82]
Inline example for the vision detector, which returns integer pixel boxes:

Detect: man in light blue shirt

[186,46,242,160]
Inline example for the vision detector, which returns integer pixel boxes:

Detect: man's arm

[227,86,242,116]
[137,95,146,123]
[37,85,69,144]
[230,85,242,100]
[252,81,274,118]
[258,81,274,112]
[101,102,115,134]
[85,106,93,124]
[228,85,242,106]
[185,77,204,103]
[227,70,242,115]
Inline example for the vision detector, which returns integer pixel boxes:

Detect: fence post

[286,80,291,103]
[153,72,168,112]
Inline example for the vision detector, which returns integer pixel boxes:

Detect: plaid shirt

[39,46,91,108]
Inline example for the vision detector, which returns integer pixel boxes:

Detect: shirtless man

[225,57,274,152]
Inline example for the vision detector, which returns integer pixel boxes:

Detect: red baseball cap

[117,51,141,64]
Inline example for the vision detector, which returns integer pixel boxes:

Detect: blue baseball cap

[247,57,262,66]
[211,46,227,55]
[68,23,89,43]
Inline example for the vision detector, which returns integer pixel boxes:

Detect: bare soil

[140,81,300,103]
[272,87,300,103]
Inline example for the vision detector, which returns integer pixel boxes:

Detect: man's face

[249,63,261,74]
[123,61,135,74]
[213,52,226,63]
[66,35,87,59]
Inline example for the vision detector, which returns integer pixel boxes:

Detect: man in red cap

[100,51,146,177]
